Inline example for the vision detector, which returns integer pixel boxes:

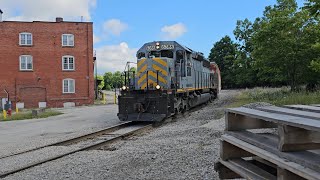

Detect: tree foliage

[103,71,125,90]
[96,75,105,90]
[208,36,237,88]
[208,0,320,90]
[304,0,320,17]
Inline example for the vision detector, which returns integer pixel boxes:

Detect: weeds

[230,87,320,107]
[0,110,63,121]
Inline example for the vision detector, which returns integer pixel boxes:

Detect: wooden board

[284,105,320,113]
[278,125,320,151]
[220,140,253,160]
[219,159,276,180]
[256,106,320,120]
[214,162,241,179]
[226,107,320,132]
[277,167,305,180]
[222,134,320,180]
[225,131,320,172]
[226,112,277,131]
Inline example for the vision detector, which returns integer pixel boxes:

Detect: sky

[0,0,305,74]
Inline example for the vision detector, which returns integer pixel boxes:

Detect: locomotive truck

[118,41,221,122]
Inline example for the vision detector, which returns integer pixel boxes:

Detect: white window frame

[62,55,75,71]
[63,79,75,93]
[19,32,33,46]
[19,55,33,71]
[62,34,74,47]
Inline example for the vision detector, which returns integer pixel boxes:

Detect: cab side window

[138,52,145,59]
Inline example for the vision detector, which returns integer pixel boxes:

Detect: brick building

[0,17,94,108]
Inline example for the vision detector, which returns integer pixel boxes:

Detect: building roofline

[1,20,93,24]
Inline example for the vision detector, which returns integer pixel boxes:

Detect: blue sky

[93,0,303,54]
[1,0,305,74]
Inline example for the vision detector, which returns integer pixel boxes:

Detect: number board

[146,44,175,51]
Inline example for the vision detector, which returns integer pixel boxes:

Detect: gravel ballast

[4,90,239,180]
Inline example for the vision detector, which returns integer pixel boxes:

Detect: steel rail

[0,122,152,178]
[0,121,133,160]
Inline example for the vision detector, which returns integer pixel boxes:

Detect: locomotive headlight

[122,86,127,91]
[155,84,161,90]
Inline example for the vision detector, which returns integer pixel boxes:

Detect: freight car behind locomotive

[118,41,221,122]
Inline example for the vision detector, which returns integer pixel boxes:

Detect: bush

[230,87,320,107]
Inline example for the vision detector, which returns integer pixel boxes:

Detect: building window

[62,56,75,70]
[19,33,32,46]
[63,79,75,93]
[20,55,33,71]
[62,34,74,46]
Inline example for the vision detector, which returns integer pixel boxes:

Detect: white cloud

[0,0,96,21]
[161,23,187,40]
[103,19,128,36]
[96,42,137,73]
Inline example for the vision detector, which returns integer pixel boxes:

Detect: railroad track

[0,121,152,178]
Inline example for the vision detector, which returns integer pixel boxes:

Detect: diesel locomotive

[118,41,221,122]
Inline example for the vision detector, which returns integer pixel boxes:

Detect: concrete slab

[63,102,75,108]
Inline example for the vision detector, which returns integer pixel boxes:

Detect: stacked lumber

[215,104,320,180]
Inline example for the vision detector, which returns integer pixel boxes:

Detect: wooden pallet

[226,107,320,152]
[284,105,320,113]
[216,104,320,180]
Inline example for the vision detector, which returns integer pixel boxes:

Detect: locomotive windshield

[148,50,173,58]
[137,52,145,59]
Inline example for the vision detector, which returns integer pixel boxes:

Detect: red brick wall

[0,20,94,108]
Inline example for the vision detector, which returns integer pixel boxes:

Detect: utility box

[4,102,11,111]
[16,102,25,109]
[1,98,10,110]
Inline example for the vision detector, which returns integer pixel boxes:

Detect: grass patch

[0,110,63,121]
[229,87,320,107]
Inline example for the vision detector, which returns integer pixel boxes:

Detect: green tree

[112,71,124,88]
[233,18,263,87]
[251,0,320,90]
[208,36,237,88]
[304,0,320,17]
[103,72,113,90]
[96,75,105,90]
[129,67,136,73]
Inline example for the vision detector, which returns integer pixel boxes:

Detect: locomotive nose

[136,57,168,90]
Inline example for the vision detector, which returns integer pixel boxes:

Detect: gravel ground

[242,102,273,109]
[4,90,240,180]
[0,146,78,174]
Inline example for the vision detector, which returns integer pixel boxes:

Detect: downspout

[87,23,90,99]
[15,78,17,103]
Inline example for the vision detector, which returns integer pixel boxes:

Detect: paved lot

[0,104,120,157]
